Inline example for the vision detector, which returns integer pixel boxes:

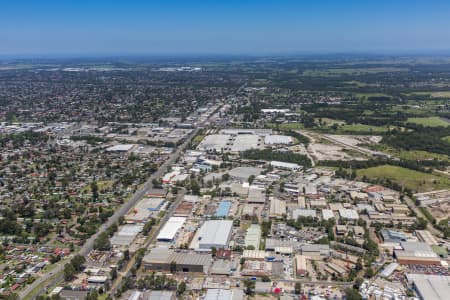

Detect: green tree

[93,232,111,250]
[294,282,302,294]
[344,288,362,300]
[170,261,177,273]
[243,280,255,296]
[91,181,99,202]
[64,263,76,281]
[177,281,187,296]
[70,255,86,272]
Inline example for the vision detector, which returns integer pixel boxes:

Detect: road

[21,125,202,299]
[296,130,316,167]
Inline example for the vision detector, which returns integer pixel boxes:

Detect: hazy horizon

[2,1,450,56]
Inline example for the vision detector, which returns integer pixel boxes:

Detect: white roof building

[106,144,136,152]
[156,217,186,242]
[339,209,359,220]
[245,224,261,250]
[322,209,335,220]
[264,135,293,145]
[292,209,316,219]
[270,198,286,218]
[270,161,301,171]
[195,220,233,250]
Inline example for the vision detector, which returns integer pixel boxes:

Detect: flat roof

[245,224,261,249]
[198,134,230,152]
[292,209,316,219]
[106,144,135,152]
[156,217,186,241]
[229,166,263,180]
[339,208,359,220]
[230,135,260,152]
[197,220,233,249]
[143,247,211,266]
[205,289,233,300]
[414,276,450,300]
[264,135,293,145]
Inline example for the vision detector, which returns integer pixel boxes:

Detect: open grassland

[268,123,305,130]
[443,136,450,143]
[315,118,345,125]
[367,143,449,162]
[339,123,390,133]
[407,117,449,127]
[404,91,450,98]
[396,150,449,162]
[357,165,450,192]
[354,92,393,99]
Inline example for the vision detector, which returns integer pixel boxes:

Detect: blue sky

[1,0,450,56]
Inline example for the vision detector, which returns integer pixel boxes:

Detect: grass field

[315,118,345,125]
[405,91,450,98]
[396,150,449,161]
[272,123,305,130]
[340,123,390,133]
[443,136,450,143]
[407,117,449,127]
[354,92,392,99]
[357,165,450,192]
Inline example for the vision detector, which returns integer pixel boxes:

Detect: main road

[21,112,211,299]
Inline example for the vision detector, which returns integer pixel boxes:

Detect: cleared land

[407,117,449,127]
[357,165,450,192]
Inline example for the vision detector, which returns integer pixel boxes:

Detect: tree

[64,263,76,281]
[243,280,255,296]
[110,267,117,280]
[364,267,374,278]
[93,232,111,251]
[353,277,364,289]
[91,181,99,202]
[294,282,302,294]
[344,288,362,300]
[170,261,177,273]
[123,249,130,261]
[248,175,255,185]
[86,290,99,300]
[177,281,186,296]
[70,255,85,272]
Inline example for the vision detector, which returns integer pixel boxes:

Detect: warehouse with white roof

[270,161,302,171]
[264,135,293,145]
[339,208,359,220]
[156,217,186,242]
[193,220,233,250]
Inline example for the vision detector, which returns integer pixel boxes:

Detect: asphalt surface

[21,127,200,299]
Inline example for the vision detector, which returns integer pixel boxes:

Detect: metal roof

[197,220,233,249]
[156,217,186,241]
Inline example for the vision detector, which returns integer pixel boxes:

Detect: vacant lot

[407,117,449,127]
[357,165,450,192]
